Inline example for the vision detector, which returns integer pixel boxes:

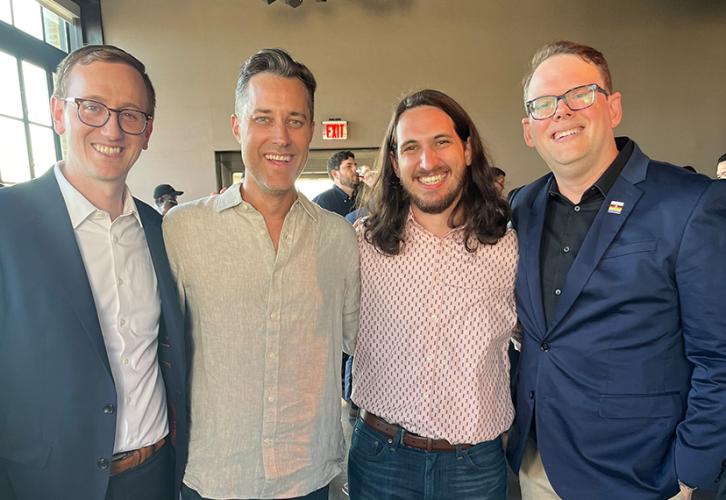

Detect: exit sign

[322,120,348,140]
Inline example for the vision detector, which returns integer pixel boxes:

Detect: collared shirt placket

[420,227,442,422]
[260,209,296,484]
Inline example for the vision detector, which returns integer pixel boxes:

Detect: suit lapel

[36,170,111,373]
[138,205,166,294]
[521,179,550,338]
[138,202,185,384]
[546,159,645,335]
[138,204,176,331]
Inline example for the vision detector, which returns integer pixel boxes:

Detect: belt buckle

[111,451,132,462]
[425,437,433,452]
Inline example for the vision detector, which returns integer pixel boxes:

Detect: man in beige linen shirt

[163,49,359,500]
[348,89,517,499]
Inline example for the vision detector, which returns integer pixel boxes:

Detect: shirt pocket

[441,257,517,343]
[442,252,515,292]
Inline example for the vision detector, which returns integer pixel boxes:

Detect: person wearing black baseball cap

[153,183,183,215]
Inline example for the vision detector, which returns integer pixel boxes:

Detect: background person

[312,149,361,216]
[153,183,184,215]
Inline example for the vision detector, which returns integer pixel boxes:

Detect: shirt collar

[405,207,464,240]
[548,137,635,199]
[214,182,319,222]
[54,163,141,228]
[333,184,355,201]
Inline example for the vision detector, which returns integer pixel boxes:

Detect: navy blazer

[0,169,188,500]
[506,141,726,499]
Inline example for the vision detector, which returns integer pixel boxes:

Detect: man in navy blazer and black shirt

[0,45,187,500]
[506,40,726,500]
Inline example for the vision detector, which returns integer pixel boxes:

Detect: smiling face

[522,54,622,183]
[51,61,153,192]
[392,105,471,218]
[231,72,314,207]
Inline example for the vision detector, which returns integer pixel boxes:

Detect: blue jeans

[348,418,506,500]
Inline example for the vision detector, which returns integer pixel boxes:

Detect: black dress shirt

[312,185,357,216]
[540,138,634,328]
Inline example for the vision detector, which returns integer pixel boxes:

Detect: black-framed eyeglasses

[62,97,153,135]
[525,83,609,120]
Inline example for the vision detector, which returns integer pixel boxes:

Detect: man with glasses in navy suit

[0,45,187,500]
[506,40,726,500]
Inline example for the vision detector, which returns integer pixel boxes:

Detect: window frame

[0,0,101,185]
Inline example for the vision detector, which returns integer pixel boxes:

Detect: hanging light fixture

[261,0,327,7]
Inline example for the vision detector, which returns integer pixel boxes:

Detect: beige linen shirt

[352,214,517,444]
[163,185,359,499]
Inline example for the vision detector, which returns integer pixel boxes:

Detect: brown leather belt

[111,436,166,476]
[361,411,471,452]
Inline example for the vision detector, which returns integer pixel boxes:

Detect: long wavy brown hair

[363,89,510,255]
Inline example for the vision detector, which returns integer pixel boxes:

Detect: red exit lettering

[323,121,347,140]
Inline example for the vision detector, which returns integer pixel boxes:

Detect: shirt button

[574,205,581,212]
[119,318,126,327]
[122,357,129,365]
[96,458,109,470]
[118,278,124,286]
[540,342,550,352]
[431,314,437,321]
[529,391,535,399]
[267,396,274,403]
[103,404,115,414]
[554,288,562,296]
[563,246,570,253]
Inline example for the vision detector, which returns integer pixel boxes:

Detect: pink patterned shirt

[352,213,518,444]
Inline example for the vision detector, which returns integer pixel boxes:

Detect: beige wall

[101,0,726,204]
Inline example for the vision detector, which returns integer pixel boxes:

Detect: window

[0,0,83,185]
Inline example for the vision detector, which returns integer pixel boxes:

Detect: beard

[404,173,465,214]
[339,174,360,190]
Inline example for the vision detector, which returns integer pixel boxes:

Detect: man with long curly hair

[347,89,516,500]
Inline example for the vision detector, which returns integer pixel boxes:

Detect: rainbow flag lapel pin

[608,200,624,215]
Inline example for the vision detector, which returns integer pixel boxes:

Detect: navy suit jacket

[0,169,188,500]
[506,141,726,499]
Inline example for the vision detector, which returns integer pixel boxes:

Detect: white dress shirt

[55,164,168,454]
